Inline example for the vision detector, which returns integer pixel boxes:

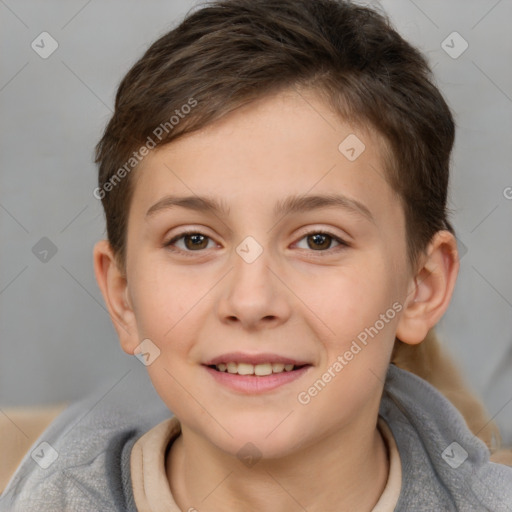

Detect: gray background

[1,1,511,444]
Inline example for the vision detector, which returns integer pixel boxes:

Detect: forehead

[130,88,400,227]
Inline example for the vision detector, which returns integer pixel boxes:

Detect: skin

[94,87,459,512]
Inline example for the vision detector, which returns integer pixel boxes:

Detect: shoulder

[380,364,512,511]
[0,370,170,512]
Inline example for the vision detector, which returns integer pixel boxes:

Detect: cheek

[129,265,197,350]
[130,268,206,414]
[303,259,396,340]
[296,272,398,419]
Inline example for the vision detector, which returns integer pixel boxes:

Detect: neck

[167,416,389,512]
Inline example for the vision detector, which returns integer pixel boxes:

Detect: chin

[207,414,309,461]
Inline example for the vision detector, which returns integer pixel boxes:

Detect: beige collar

[130,416,401,512]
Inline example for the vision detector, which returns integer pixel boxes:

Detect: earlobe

[92,240,139,354]
[396,231,460,345]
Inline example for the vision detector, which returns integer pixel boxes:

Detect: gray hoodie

[1,364,511,511]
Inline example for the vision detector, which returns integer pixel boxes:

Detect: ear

[93,240,140,355]
[396,230,460,345]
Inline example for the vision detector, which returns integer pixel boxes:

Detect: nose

[216,245,292,331]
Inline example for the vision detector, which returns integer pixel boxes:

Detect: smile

[211,362,303,376]
[204,361,312,394]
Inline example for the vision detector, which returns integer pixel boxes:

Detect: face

[121,88,412,458]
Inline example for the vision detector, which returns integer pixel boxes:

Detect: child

[2,0,511,510]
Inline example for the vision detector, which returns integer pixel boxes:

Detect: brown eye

[295,231,347,253]
[307,233,333,250]
[183,233,209,250]
[165,231,215,253]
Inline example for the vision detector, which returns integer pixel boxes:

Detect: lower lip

[204,365,311,394]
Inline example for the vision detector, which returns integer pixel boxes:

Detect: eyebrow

[145,193,375,223]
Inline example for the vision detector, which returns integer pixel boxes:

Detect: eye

[164,229,348,256]
[294,231,348,253]
[164,231,217,253]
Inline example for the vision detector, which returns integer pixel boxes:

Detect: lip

[204,365,311,394]
[203,352,310,366]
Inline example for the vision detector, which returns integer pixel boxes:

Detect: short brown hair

[95,0,455,273]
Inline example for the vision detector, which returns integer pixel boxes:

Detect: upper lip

[204,352,311,366]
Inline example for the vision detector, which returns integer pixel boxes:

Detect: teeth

[214,362,299,375]
[255,363,273,376]
[227,362,238,374]
[237,363,254,375]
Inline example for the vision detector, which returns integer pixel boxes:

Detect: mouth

[202,353,312,393]
[208,362,308,376]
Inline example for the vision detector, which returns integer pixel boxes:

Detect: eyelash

[164,229,348,257]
